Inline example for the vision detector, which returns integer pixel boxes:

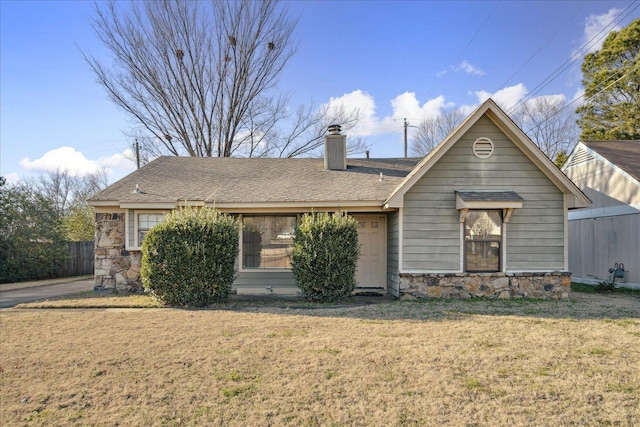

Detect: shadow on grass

[14,284,640,321]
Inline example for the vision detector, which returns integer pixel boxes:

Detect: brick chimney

[324,124,347,170]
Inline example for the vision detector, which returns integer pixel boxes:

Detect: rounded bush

[140,208,239,307]
[291,212,360,302]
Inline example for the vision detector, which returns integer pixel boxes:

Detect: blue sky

[1,0,638,184]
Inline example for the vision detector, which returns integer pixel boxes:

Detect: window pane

[465,241,500,271]
[243,216,296,268]
[137,213,165,246]
[464,210,501,272]
[464,211,501,241]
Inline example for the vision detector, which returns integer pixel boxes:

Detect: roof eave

[88,199,389,212]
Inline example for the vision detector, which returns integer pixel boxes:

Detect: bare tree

[29,169,109,214]
[410,107,465,156]
[513,96,578,163]
[86,0,359,159]
[235,101,365,158]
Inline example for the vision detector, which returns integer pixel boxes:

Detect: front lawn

[1,292,639,425]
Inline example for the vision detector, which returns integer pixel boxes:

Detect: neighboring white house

[88,99,590,299]
[562,140,640,288]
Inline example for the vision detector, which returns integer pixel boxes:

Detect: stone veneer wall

[94,213,143,293]
[399,272,571,300]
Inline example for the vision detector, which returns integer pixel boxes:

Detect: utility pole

[404,119,408,158]
[397,118,416,158]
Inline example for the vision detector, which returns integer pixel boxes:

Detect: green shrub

[1,179,68,283]
[595,279,616,293]
[291,212,360,302]
[140,208,239,307]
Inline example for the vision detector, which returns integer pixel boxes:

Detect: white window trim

[125,209,167,251]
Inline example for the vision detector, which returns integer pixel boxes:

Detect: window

[138,213,165,245]
[464,210,501,272]
[242,215,296,269]
[127,210,165,249]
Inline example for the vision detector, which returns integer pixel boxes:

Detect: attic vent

[473,137,494,159]
[565,147,595,168]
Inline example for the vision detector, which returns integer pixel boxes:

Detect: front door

[353,215,387,291]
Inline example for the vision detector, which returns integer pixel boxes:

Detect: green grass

[571,282,640,295]
[571,282,597,293]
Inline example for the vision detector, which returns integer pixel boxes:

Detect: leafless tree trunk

[513,96,579,163]
[410,107,465,156]
[85,0,358,159]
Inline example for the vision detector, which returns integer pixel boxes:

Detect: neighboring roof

[581,140,640,182]
[456,191,524,203]
[89,157,421,208]
[385,99,591,209]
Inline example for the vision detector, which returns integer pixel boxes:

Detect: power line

[507,1,640,116]
[496,1,588,90]
[524,61,640,136]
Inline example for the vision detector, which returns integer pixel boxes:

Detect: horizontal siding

[403,239,460,249]
[508,230,563,239]
[507,246,563,255]
[402,253,460,271]
[405,200,563,210]
[506,261,565,270]
[398,229,458,238]
[233,270,296,290]
[564,154,640,206]
[387,211,400,297]
[409,177,558,187]
[403,114,564,272]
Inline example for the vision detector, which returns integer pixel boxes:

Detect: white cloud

[4,172,20,185]
[20,146,135,177]
[321,84,570,157]
[456,60,485,76]
[575,8,622,57]
[474,83,529,111]
[391,93,451,121]
[21,147,100,176]
[324,90,461,137]
[571,87,586,106]
[325,90,380,136]
[97,149,136,171]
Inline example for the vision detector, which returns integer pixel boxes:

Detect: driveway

[0,277,94,309]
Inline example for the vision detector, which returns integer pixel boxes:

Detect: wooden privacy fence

[58,241,94,277]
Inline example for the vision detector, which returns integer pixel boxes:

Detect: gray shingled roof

[582,140,640,182]
[89,156,421,205]
[456,190,524,202]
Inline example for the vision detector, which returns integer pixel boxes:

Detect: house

[88,99,590,299]
[562,140,640,288]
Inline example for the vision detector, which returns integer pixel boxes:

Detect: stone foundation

[399,272,571,300]
[94,213,143,293]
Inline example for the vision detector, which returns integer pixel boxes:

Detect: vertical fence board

[58,241,94,277]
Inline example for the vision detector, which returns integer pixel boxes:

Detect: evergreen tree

[577,19,640,140]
